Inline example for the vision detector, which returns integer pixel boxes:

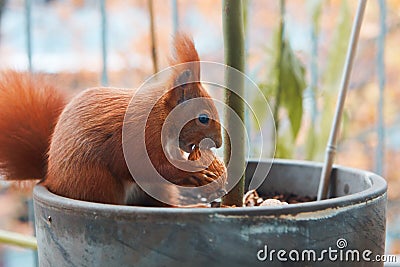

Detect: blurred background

[0,0,399,266]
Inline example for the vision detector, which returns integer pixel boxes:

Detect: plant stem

[272,0,285,156]
[148,0,158,74]
[0,229,37,250]
[221,0,246,207]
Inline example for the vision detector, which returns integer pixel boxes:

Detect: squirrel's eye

[198,114,209,124]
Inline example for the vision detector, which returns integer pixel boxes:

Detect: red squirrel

[0,34,226,206]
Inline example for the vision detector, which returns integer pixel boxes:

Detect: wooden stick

[317,0,368,201]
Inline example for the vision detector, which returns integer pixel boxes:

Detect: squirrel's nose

[200,135,222,149]
[213,134,222,148]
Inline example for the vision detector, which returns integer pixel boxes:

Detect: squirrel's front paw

[185,147,227,187]
[187,169,218,186]
[160,147,226,189]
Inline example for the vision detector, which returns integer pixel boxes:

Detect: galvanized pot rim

[33,159,387,217]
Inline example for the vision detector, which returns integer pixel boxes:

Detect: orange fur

[0,34,224,206]
[170,33,200,65]
[0,71,66,180]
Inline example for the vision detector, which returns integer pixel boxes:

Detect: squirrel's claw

[200,170,218,180]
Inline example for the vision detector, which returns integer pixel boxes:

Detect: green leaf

[252,0,307,159]
[253,17,307,159]
[275,128,294,159]
[251,82,275,130]
[279,38,307,139]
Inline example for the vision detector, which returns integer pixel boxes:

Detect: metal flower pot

[33,159,387,266]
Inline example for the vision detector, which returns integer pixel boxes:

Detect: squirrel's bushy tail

[0,71,66,180]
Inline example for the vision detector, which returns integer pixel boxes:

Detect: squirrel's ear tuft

[165,33,201,106]
[169,33,200,81]
[170,33,200,64]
